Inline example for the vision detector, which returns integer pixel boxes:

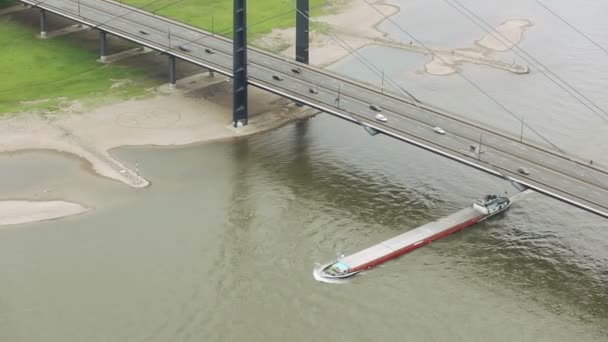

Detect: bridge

[15,0,608,219]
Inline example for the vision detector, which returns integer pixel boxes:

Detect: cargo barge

[318,194,511,279]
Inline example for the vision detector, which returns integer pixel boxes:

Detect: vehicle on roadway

[433,126,446,135]
[375,113,387,122]
[517,167,530,175]
[369,104,382,112]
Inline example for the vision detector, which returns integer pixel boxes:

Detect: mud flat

[476,19,534,51]
[0,75,316,188]
[0,200,90,226]
[257,1,530,75]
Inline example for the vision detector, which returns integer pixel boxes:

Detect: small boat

[317,194,511,280]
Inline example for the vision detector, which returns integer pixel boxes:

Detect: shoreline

[0,0,534,226]
[0,200,90,226]
[476,19,534,52]
[258,0,531,75]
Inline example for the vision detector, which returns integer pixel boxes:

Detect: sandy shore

[0,74,316,225]
[477,19,533,51]
[0,200,90,226]
[0,0,533,225]
[256,0,531,76]
[0,74,316,188]
[254,0,399,67]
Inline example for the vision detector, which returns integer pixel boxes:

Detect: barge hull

[351,215,483,272]
[341,207,486,273]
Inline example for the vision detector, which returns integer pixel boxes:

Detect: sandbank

[257,0,530,76]
[0,200,90,226]
[477,19,533,51]
[0,75,316,188]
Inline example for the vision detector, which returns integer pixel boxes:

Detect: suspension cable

[358,0,607,188]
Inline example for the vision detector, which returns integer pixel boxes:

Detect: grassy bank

[0,0,17,9]
[0,19,153,114]
[1,0,331,114]
[122,0,326,38]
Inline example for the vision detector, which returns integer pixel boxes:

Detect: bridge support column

[232,0,248,127]
[168,55,177,90]
[39,9,48,38]
[295,0,309,65]
[294,0,309,107]
[99,31,107,63]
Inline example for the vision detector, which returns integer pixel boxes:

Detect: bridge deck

[18,0,608,219]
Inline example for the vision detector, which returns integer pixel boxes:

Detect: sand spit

[0,74,317,188]
[0,200,90,226]
[477,19,533,51]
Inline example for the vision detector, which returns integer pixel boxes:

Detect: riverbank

[0,200,89,226]
[258,0,531,75]
[0,74,317,188]
[2,0,381,192]
[0,0,534,226]
[0,17,153,114]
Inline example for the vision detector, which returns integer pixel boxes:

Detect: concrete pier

[168,55,177,91]
[39,8,47,38]
[99,30,107,63]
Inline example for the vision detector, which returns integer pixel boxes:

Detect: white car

[433,126,446,135]
[375,113,387,122]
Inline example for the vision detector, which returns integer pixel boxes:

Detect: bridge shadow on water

[221,118,608,326]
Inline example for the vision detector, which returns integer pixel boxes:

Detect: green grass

[0,0,18,9]
[1,0,333,114]
[122,0,327,38]
[0,19,153,114]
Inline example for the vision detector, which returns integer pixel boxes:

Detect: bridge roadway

[20,0,608,219]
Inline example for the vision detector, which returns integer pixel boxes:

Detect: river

[1,0,607,341]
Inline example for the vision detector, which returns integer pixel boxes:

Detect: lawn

[0,0,330,114]
[0,19,153,114]
[0,0,17,8]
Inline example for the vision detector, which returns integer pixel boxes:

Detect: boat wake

[312,263,350,284]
